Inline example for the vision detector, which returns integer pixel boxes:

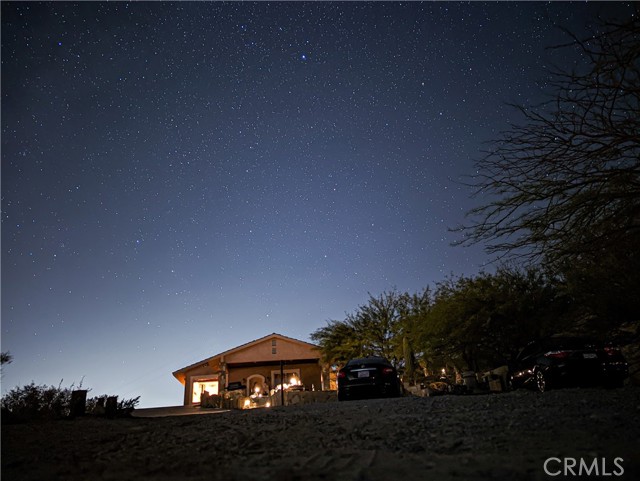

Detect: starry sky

[2,2,635,408]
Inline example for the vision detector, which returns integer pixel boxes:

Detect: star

[2,0,631,410]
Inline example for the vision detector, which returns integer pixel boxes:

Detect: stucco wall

[225,337,319,363]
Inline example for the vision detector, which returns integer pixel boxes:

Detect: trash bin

[105,396,118,419]
[462,371,477,390]
[69,390,87,418]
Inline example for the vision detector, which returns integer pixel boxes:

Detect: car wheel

[535,369,548,393]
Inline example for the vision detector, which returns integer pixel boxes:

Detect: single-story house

[172,332,325,405]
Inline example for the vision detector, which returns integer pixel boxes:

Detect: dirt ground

[3,386,639,481]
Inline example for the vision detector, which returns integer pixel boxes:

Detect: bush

[86,394,140,417]
[1,381,140,423]
[1,381,73,422]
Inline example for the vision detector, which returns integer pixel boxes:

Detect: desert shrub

[86,394,140,416]
[117,395,141,413]
[1,381,73,422]
[1,382,140,422]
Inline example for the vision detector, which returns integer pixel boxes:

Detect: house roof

[172,332,319,379]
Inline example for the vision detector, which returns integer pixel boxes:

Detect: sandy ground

[3,386,640,481]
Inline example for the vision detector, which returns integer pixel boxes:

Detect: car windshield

[346,357,391,367]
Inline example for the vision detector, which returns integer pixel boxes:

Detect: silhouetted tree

[1,352,12,378]
[459,14,639,271]
[353,291,403,361]
[310,318,363,366]
[1,352,12,366]
[311,290,429,368]
[417,267,568,371]
[394,289,432,381]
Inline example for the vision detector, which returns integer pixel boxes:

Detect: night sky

[2,2,635,407]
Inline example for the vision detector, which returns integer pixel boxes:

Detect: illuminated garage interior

[191,378,219,404]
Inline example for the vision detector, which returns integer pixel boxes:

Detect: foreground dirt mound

[3,387,639,480]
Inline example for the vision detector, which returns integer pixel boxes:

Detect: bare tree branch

[456,14,640,268]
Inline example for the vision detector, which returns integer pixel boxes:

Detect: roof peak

[172,332,318,377]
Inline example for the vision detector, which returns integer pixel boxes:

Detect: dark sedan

[510,336,628,392]
[337,356,402,401]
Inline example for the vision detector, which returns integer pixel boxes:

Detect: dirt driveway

[3,386,639,480]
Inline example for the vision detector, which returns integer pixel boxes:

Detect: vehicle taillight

[605,346,621,356]
[337,371,346,379]
[544,350,571,359]
[382,367,394,375]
